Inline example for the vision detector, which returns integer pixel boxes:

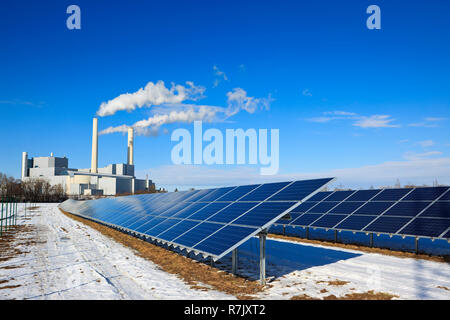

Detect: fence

[0,197,18,236]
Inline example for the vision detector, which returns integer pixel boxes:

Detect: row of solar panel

[59,178,334,258]
[275,187,450,239]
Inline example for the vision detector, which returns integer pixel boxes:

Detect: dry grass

[269,234,449,263]
[323,290,398,300]
[0,225,36,263]
[316,280,349,286]
[436,286,449,291]
[291,290,398,300]
[61,210,263,299]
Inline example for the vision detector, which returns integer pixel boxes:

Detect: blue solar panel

[218,184,259,201]
[174,222,223,248]
[382,201,431,217]
[418,202,450,218]
[372,188,411,201]
[312,214,346,228]
[346,189,381,201]
[402,187,448,201]
[307,191,332,202]
[58,178,338,259]
[353,202,394,215]
[188,202,230,221]
[197,187,235,202]
[207,202,257,224]
[325,190,355,201]
[157,220,201,242]
[335,215,377,231]
[307,201,339,213]
[290,213,322,226]
[400,218,450,238]
[233,202,296,227]
[194,225,257,256]
[329,202,363,214]
[239,182,290,201]
[268,178,334,201]
[364,217,411,234]
[439,190,450,201]
[289,201,317,213]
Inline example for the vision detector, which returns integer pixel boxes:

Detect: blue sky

[1,0,449,190]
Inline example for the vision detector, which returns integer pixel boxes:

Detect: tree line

[0,172,67,203]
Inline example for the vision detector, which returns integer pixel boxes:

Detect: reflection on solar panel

[59,178,334,260]
[276,186,450,239]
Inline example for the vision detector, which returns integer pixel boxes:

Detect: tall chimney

[127,127,134,165]
[91,118,98,173]
[21,152,28,180]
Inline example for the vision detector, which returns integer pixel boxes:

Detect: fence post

[5,198,9,231]
[1,197,3,236]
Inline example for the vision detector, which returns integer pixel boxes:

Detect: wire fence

[0,197,18,236]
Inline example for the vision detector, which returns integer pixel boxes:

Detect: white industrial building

[21,118,154,196]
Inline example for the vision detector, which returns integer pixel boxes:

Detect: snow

[0,204,233,300]
[1,203,449,300]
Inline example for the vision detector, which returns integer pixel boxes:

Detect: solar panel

[59,177,334,260]
[279,186,450,240]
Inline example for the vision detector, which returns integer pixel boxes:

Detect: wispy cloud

[0,99,45,107]
[417,140,434,148]
[403,151,442,161]
[307,111,400,128]
[96,81,205,117]
[408,117,448,128]
[353,115,400,128]
[302,89,312,97]
[213,65,228,88]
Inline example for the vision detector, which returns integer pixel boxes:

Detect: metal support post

[282,225,285,236]
[259,232,266,286]
[306,227,309,240]
[415,237,419,254]
[232,248,238,275]
[370,233,374,248]
[210,257,215,268]
[334,230,338,243]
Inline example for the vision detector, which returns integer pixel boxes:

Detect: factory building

[21,118,154,196]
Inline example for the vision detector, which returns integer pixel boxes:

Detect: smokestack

[127,127,134,165]
[91,118,98,173]
[21,152,28,180]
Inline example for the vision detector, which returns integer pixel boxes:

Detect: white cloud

[323,111,357,116]
[225,88,272,117]
[213,65,228,87]
[408,117,447,128]
[307,117,334,123]
[417,140,434,148]
[403,151,443,161]
[96,81,206,117]
[137,157,450,190]
[353,115,400,128]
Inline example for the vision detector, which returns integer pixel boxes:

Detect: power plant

[21,118,154,196]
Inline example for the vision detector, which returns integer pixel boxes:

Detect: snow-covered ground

[0,203,449,300]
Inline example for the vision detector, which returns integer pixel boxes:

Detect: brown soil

[437,286,449,291]
[269,234,449,263]
[61,210,263,299]
[290,294,318,300]
[0,285,21,290]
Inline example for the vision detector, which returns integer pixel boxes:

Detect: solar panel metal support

[282,225,285,236]
[306,227,309,240]
[415,237,419,255]
[334,230,337,243]
[370,233,374,248]
[232,248,238,275]
[259,231,267,286]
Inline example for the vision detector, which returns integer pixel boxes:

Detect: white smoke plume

[99,105,220,136]
[98,83,273,136]
[96,80,205,117]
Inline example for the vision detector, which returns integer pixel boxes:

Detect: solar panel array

[276,186,450,239]
[60,178,334,260]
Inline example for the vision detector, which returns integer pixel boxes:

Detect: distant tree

[394,179,401,188]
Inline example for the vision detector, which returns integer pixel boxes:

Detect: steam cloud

[98,81,273,136]
[96,81,205,117]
